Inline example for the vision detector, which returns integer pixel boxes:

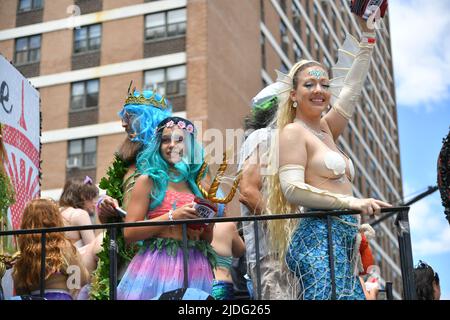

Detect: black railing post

[253,221,262,300]
[395,208,417,300]
[40,232,46,298]
[385,282,393,300]
[109,227,118,300]
[326,215,336,300]
[181,224,189,289]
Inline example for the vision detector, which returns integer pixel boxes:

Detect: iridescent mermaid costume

[286,213,365,300]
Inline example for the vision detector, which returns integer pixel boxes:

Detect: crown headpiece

[124,81,169,109]
[124,91,169,109]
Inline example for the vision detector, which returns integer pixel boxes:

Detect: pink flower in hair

[177,121,186,129]
[186,124,194,133]
[166,120,175,128]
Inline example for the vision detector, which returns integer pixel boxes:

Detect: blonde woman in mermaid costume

[117,117,216,300]
[264,15,391,300]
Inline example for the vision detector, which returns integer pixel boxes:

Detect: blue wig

[118,90,172,146]
[136,117,207,210]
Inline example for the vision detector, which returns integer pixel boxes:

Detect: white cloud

[405,181,450,255]
[389,0,450,108]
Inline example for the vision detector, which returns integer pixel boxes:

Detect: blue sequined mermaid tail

[286,215,365,300]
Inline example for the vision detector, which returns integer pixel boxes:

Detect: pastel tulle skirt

[117,238,216,300]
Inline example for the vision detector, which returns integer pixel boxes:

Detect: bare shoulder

[72,208,90,217]
[282,122,304,134]
[280,122,308,142]
[134,175,152,189]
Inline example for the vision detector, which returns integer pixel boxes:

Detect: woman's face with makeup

[291,65,331,115]
[160,127,186,165]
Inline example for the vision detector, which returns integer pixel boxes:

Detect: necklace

[294,118,326,140]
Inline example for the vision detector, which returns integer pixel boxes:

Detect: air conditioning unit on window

[66,157,80,169]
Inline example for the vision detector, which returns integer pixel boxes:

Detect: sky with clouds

[389,0,450,299]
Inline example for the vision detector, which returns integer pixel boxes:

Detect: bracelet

[361,32,376,45]
[168,209,174,222]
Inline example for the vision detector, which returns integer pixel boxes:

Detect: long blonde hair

[265,59,324,261]
[13,199,77,293]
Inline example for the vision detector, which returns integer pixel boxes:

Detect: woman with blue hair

[117,116,217,300]
[98,89,172,218]
[88,89,172,300]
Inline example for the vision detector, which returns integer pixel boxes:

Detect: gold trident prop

[196,151,242,204]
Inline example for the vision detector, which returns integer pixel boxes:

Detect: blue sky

[390,0,450,299]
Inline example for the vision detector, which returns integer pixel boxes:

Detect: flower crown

[156,117,195,135]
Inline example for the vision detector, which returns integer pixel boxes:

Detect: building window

[280,62,289,74]
[324,55,332,69]
[74,24,101,54]
[313,3,319,30]
[261,33,267,70]
[306,25,311,50]
[321,21,330,46]
[14,35,41,65]
[18,0,43,12]
[67,138,97,169]
[280,0,287,12]
[145,8,186,41]
[356,167,363,191]
[280,21,289,54]
[260,0,265,22]
[293,41,302,62]
[144,65,186,98]
[70,79,99,111]
[292,2,301,35]
[368,131,375,152]
[365,182,371,198]
[370,159,377,179]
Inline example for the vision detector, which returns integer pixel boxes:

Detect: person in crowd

[117,116,217,300]
[238,94,299,299]
[59,178,98,248]
[13,199,89,300]
[210,216,246,300]
[414,260,441,300]
[264,14,391,300]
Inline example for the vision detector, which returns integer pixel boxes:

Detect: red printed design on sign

[2,125,39,230]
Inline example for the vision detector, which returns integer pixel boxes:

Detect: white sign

[0,54,41,230]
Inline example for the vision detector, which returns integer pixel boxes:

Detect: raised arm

[323,16,377,140]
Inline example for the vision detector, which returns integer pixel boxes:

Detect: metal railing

[0,206,414,300]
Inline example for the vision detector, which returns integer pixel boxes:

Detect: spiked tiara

[124,91,170,109]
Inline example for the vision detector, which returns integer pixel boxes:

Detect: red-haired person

[13,199,89,300]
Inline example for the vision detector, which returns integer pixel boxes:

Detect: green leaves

[99,154,128,207]
[0,172,15,220]
[144,238,217,270]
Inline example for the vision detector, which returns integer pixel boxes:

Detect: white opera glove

[333,32,376,120]
[278,164,359,210]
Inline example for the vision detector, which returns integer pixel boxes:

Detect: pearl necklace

[294,118,326,141]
